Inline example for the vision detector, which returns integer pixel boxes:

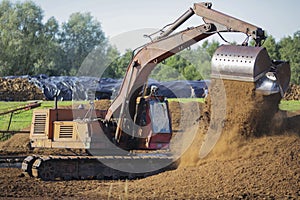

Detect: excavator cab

[134,92,172,150]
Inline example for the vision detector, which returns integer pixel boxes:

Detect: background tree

[0,0,45,75]
[60,12,107,75]
[101,49,133,78]
[33,17,64,75]
[150,64,183,81]
[150,54,189,81]
[201,40,220,58]
[279,31,300,84]
[262,35,280,60]
[100,45,121,78]
[0,0,299,85]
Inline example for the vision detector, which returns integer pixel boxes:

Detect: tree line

[0,0,108,76]
[0,1,299,84]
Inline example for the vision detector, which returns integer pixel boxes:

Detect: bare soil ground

[0,134,299,199]
[0,80,300,199]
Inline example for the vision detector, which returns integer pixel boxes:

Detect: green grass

[0,101,73,132]
[279,100,300,112]
[168,98,205,103]
[0,99,204,132]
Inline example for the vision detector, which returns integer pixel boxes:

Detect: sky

[9,0,300,52]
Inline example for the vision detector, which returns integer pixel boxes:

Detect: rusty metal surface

[0,130,30,134]
[106,24,214,121]
[193,2,265,45]
[105,2,267,121]
[157,8,195,39]
[0,101,41,116]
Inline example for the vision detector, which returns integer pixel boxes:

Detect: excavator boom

[105,23,214,121]
[105,2,290,143]
[105,2,270,122]
[158,2,265,45]
[193,2,265,45]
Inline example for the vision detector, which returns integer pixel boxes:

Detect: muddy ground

[0,80,300,199]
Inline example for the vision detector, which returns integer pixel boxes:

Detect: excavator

[22,2,290,180]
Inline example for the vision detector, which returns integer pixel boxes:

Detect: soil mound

[0,134,30,155]
[180,79,287,165]
[220,79,282,136]
[168,101,203,132]
[94,99,111,110]
[0,77,44,101]
[203,79,286,160]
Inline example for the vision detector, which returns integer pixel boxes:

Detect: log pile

[0,77,44,101]
[284,84,300,100]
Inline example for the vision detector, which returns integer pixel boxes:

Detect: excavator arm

[22,2,291,180]
[105,2,267,122]
[104,2,291,143]
[105,23,213,121]
[193,2,265,46]
[158,2,265,45]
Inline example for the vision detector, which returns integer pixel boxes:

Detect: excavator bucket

[211,45,290,96]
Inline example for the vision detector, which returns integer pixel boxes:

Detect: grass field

[279,100,300,112]
[0,101,73,132]
[0,99,299,133]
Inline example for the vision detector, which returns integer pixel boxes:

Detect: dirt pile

[284,84,300,100]
[200,79,291,163]
[94,99,111,110]
[215,79,282,136]
[180,79,287,165]
[0,77,44,101]
[168,101,203,132]
[121,135,300,200]
[168,101,205,165]
[0,134,30,155]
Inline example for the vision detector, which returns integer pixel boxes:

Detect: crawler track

[22,153,177,180]
[0,155,26,168]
